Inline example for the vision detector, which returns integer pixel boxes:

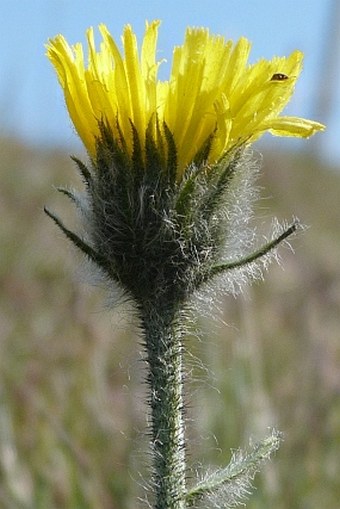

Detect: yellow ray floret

[46,21,324,175]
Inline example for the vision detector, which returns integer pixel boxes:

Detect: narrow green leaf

[163,122,178,187]
[210,222,299,277]
[44,207,112,276]
[186,429,283,507]
[71,156,93,187]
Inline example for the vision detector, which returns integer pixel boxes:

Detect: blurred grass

[1,137,339,508]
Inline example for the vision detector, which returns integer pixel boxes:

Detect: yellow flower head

[46,21,324,176]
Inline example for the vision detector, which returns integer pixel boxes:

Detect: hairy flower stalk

[46,21,324,509]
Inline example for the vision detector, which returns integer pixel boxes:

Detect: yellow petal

[47,22,325,175]
[264,116,326,137]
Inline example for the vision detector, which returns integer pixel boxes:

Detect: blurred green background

[1,137,339,508]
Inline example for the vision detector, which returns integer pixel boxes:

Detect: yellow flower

[46,21,324,176]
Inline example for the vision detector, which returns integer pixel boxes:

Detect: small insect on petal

[270,73,289,81]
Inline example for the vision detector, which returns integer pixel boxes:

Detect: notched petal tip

[268,116,326,138]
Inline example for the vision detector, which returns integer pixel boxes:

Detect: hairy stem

[141,302,186,509]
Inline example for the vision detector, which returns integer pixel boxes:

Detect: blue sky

[1,0,338,163]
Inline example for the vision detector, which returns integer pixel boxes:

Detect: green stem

[141,303,186,509]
